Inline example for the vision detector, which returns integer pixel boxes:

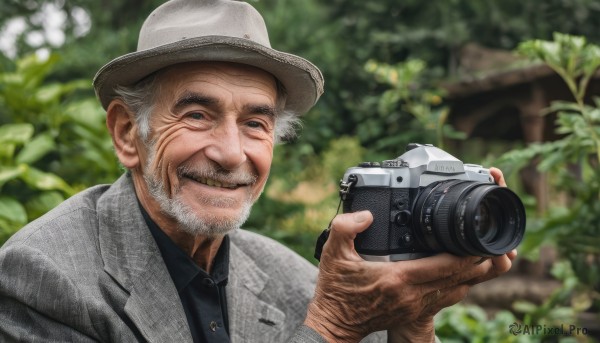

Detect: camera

[316,143,525,262]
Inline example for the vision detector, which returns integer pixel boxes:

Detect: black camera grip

[314,228,330,261]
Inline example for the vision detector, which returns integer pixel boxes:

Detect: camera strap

[314,177,356,262]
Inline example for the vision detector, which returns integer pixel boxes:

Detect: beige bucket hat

[93,0,324,115]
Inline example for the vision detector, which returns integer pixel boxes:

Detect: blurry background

[1,0,599,341]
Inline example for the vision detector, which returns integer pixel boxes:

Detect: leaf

[0,123,34,145]
[64,98,106,131]
[0,217,17,243]
[15,132,56,165]
[0,144,16,160]
[35,79,89,104]
[0,196,28,226]
[378,90,401,115]
[20,166,74,195]
[570,291,593,312]
[0,165,26,188]
[15,53,60,89]
[582,45,600,77]
[35,83,64,104]
[513,300,538,314]
[585,107,600,123]
[24,191,64,220]
[542,101,582,116]
[442,124,467,140]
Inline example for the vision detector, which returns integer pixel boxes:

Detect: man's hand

[490,167,507,187]
[303,167,517,342]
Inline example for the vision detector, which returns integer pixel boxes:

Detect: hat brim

[93,36,324,115]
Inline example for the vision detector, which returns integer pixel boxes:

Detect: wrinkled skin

[106,62,277,269]
[304,168,517,342]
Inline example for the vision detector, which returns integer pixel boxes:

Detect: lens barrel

[413,180,525,257]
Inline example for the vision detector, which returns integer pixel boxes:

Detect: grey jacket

[0,174,330,342]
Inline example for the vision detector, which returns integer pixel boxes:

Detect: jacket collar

[97,174,192,343]
[96,174,286,342]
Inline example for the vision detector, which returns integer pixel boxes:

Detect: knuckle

[455,284,470,300]
[329,215,347,232]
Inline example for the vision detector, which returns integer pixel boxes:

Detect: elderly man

[0,0,516,342]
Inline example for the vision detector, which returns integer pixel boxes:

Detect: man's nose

[204,119,247,170]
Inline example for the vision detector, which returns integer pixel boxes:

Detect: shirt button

[203,278,215,287]
[209,321,218,332]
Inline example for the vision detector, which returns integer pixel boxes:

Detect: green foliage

[435,304,530,343]
[518,33,600,101]
[435,302,589,343]
[513,262,585,328]
[496,33,600,314]
[254,0,600,164]
[0,121,73,243]
[246,136,366,262]
[437,262,592,342]
[364,58,466,150]
[5,0,600,163]
[0,54,120,245]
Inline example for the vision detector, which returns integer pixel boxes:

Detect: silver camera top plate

[343,144,493,189]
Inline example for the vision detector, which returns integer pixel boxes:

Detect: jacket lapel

[97,174,287,342]
[97,174,192,343]
[227,238,286,342]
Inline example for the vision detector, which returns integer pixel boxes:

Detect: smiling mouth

[184,175,243,189]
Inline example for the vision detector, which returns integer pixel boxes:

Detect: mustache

[177,162,258,186]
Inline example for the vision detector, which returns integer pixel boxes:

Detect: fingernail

[353,211,368,223]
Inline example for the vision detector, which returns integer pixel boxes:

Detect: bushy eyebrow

[244,104,276,118]
[172,92,218,113]
[172,91,276,118]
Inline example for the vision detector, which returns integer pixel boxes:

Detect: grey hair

[114,73,301,144]
[114,74,159,142]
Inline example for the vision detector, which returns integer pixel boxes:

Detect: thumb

[324,211,373,261]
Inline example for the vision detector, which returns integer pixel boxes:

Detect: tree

[4,0,600,157]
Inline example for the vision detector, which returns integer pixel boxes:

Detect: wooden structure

[443,43,600,212]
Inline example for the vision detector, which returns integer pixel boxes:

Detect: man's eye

[246,121,262,128]
[188,112,205,120]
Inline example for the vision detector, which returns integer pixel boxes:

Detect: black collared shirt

[140,206,231,343]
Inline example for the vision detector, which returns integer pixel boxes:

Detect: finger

[416,258,498,294]
[489,167,507,187]
[507,249,518,261]
[466,253,513,285]
[400,253,489,284]
[324,211,373,260]
[491,253,513,273]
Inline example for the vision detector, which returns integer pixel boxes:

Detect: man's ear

[106,99,141,169]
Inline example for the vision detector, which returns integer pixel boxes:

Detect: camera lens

[474,196,499,243]
[413,180,525,257]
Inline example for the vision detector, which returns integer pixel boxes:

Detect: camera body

[340,143,525,261]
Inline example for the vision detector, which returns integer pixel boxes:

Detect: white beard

[142,148,257,237]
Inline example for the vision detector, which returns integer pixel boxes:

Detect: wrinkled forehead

[148,61,285,112]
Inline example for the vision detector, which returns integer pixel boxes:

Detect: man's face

[138,62,277,236]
